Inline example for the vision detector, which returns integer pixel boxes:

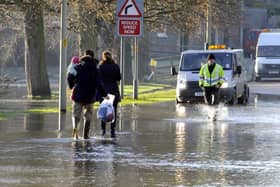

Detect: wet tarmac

[1,87,280,186]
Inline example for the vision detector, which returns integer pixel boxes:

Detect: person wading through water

[67,49,107,140]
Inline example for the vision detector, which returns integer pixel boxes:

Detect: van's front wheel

[238,86,249,104]
[227,91,237,105]
[255,76,261,82]
[176,98,183,104]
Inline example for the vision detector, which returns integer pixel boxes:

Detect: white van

[255,32,280,81]
[172,48,250,104]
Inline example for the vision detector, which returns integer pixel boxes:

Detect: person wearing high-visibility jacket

[199,53,225,105]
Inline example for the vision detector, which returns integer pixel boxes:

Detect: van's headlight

[178,75,187,89]
[221,82,229,88]
[255,60,263,73]
[178,79,187,89]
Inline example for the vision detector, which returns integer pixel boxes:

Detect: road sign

[118,19,140,35]
[118,0,142,17]
[117,0,144,37]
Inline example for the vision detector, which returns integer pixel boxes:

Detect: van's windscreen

[180,53,232,71]
[257,46,280,57]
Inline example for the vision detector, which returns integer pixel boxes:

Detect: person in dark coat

[98,51,121,138]
[67,49,106,140]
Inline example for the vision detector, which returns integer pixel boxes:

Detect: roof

[258,32,280,46]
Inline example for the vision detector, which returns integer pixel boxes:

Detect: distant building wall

[244,7,268,29]
[148,31,181,58]
[268,15,280,28]
[146,7,269,56]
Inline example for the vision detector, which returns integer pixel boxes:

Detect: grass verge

[0,83,176,118]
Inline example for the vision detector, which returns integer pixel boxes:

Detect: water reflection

[72,141,96,186]
[58,112,67,138]
[175,122,185,156]
[71,140,117,187]
[174,122,185,184]
[24,102,48,132]
[24,113,45,131]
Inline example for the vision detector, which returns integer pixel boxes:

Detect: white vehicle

[255,32,280,81]
[172,47,250,104]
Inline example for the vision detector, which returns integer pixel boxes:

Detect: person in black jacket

[67,49,106,140]
[98,51,121,138]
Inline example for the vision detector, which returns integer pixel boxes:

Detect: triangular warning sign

[118,0,142,18]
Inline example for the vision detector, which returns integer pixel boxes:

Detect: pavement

[249,81,280,96]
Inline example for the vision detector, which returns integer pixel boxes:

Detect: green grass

[0,111,21,120]
[123,83,173,95]
[27,107,59,113]
[120,89,176,105]
[0,113,7,120]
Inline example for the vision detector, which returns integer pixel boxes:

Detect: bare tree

[68,0,241,51]
[0,0,242,93]
[0,0,52,97]
[23,1,50,97]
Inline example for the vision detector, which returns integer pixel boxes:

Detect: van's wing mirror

[171,65,177,75]
[236,65,242,74]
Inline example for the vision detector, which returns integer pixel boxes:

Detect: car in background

[255,32,280,81]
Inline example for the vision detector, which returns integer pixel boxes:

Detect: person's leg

[72,102,82,139]
[213,88,221,105]
[110,100,118,138]
[101,121,106,137]
[204,87,212,105]
[83,103,93,139]
[205,87,219,120]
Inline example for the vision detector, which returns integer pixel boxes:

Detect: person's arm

[199,65,204,87]
[67,73,76,89]
[218,65,225,86]
[96,70,107,98]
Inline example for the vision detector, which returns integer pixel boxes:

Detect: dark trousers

[204,86,220,105]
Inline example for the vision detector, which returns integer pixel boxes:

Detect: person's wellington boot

[83,121,91,139]
[101,122,106,137]
[111,130,116,138]
[72,128,78,140]
[72,117,80,140]
[110,122,116,139]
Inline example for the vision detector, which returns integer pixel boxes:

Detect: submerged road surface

[0,83,280,186]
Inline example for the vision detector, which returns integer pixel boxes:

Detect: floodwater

[1,88,280,186]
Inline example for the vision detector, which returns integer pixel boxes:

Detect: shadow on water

[1,91,280,186]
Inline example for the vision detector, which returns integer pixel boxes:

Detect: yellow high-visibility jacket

[199,63,225,87]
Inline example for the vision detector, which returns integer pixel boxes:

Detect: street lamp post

[206,3,212,47]
[240,0,244,48]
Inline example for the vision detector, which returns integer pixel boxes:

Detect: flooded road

[1,91,280,186]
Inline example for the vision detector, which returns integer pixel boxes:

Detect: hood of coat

[80,55,93,63]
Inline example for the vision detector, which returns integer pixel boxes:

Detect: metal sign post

[117,0,144,100]
[133,37,138,99]
[120,37,125,99]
